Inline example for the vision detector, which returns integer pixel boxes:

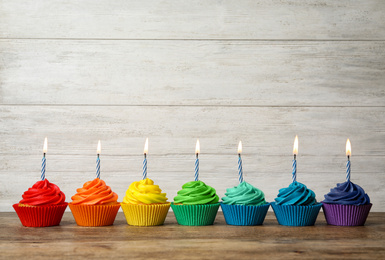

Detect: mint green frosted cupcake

[171,181,220,226]
[221,181,270,226]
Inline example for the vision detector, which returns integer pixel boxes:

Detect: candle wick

[347,155,350,161]
[97,154,100,158]
[196,153,198,159]
[43,153,46,158]
[144,153,147,159]
[294,154,296,160]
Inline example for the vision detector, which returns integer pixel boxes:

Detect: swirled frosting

[275,181,317,206]
[174,181,219,205]
[71,178,118,205]
[222,181,266,206]
[323,181,370,205]
[122,178,168,204]
[19,179,66,206]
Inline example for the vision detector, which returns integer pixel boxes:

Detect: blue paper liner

[221,202,270,226]
[271,202,322,226]
[171,203,220,226]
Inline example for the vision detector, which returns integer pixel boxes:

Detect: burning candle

[41,137,47,181]
[195,139,200,181]
[143,138,148,180]
[96,140,101,179]
[346,139,351,182]
[292,135,298,183]
[238,141,244,183]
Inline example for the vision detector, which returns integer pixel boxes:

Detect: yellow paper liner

[121,202,171,226]
[68,203,120,227]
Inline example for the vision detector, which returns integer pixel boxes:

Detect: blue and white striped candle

[292,135,298,183]
[96,140,101,179]
[143,138,148,180]
[41,137,47,181]
[194,139,200,181]
[237,141,244,183]
[346,139,351,182]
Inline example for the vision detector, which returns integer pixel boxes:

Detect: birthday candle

[346,139,351,182]
[195,140,200,181]
[292,135,298,183]
[238,141,244,183]
[96,140,101,179]
[143,138,148,180]
[41,137,47,181]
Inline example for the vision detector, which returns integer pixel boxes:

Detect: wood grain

[1,0,385,40]
[0,212,384,259]
[0,40,384,106]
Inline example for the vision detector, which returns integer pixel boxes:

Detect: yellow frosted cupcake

[121,178,170,226]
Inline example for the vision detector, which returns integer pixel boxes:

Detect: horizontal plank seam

[1,38,385,42]
[1,104,384,108]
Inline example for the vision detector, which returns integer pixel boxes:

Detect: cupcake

[69,178,120,226]
[271,181,322,226]
[121,178,170,226]
[221,181,270,226]
[322,181,372,226]
[13,179,68,227]
[171,180,220,226]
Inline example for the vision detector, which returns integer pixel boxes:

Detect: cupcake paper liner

[221,202,270,226]
[121,203,171,226]
[171,203,220,226]
[271,203,322,226]
[13,203,68,227]
[322,203,372,226]
[69,203,120,227]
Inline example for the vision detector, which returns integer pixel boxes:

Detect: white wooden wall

[0,0,384,212]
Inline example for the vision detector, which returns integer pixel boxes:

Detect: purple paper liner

[322,203,372,226]
[221,202,270,226]
[271,203,322,226]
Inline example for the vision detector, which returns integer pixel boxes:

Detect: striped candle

[143,138,148,180]
[96,140,101,179]
[41,137,47,181]
[194,139,200,181]
[237,141,243,183]
[346,139,351,182]
[292,136,298,183]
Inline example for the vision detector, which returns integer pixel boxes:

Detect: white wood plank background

[0,0,384,211]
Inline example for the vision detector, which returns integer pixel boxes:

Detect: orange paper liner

[13,203,68,227]
[121,203,171,226]
[68,203,120,227]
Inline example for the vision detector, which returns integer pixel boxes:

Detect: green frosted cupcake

[171,180,220,226]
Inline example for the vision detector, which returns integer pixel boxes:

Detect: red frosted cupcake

[13,179,68,227]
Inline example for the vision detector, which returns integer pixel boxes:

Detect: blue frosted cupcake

[322,181,372,226]
[221,181,270,226]
[271,181,322,226]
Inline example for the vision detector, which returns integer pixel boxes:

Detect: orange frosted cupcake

[69,178,120,226]
[121,178,170,226]
[13,179,68,227]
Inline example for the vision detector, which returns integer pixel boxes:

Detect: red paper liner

[121,203,171,226]
[13,203,68,227]
[69,203,120,227]
[322,203,372,226]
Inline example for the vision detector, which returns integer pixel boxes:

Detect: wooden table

[1,212,384,259]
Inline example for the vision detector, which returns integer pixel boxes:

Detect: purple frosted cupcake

[271,181,322,226]
[322,181,372,226]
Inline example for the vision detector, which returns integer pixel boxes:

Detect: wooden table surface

[1,211,384,259]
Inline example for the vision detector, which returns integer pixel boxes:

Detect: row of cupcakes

[13,176,371,228]
[13,137,372,227]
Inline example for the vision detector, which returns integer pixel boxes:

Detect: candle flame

[293,135,298,155]
[144,138,148,155]
[97,140,101,154]
[238,141,242,154]
[346,139,351,157]
[43,137,48,153]
[195,139,200,155]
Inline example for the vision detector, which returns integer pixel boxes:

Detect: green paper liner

[171,202,220,226]
[69,203,120,227]
[121,203,171,226]
[13,203,68,227]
